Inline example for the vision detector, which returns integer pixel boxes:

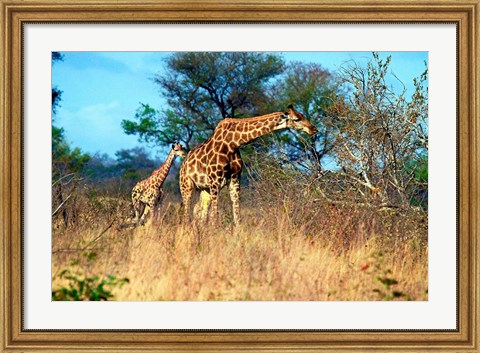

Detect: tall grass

[52,175,428,301]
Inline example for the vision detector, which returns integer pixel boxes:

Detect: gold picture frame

[1,0,478,351]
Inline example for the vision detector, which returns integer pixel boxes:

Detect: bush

[52,268,129,301]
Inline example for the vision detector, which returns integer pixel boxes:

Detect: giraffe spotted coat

[179,105,318,226]
[132,142,185,225]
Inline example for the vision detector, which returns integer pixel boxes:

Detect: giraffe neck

[219,112,285,148]
[152,150,176,187]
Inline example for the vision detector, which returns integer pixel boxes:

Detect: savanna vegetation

[52,52,428,301]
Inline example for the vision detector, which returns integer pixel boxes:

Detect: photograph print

[51,51,428,301]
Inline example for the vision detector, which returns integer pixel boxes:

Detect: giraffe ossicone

[179,105,318,226]
[131,142,186,226]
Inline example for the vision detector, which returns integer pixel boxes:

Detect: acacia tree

[122,52,285,150]
[325,53,428,208]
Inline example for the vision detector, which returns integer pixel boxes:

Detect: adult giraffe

[179,105,318,226]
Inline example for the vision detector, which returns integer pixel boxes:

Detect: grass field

[52,180,428,301]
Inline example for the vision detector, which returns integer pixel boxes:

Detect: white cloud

[98,52,166,75]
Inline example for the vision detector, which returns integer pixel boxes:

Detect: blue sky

[52,51,427,159]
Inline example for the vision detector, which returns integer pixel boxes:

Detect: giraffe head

[284,105,318,135]
[171,142,186,158]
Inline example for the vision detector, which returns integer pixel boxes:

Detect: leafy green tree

[264,61,339,168]
[52,127,91,178]
[85,153,116,180]
[83,149,163,196]
[114,147,159,182]
[122,52,285,149]
[121,103,188,147]
[52,88,62,115]
[405,154,428,207]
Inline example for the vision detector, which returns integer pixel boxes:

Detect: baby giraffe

[131,142,186,226]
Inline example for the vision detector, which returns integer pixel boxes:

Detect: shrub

[52,268,129,301]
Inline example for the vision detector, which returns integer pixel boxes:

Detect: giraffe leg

[152,190,163,222]
[139,203,152,225]
[132,189,140,222]
[134,205,140,224]
[132,201,140,223]
[193,190,211,222]
[229,176,240,226]
[132,194,143,225]
[209,185,220,226]
[135,202,146,226]
[180,176,194,223]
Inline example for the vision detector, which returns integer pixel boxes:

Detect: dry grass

[52,184,428,301]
